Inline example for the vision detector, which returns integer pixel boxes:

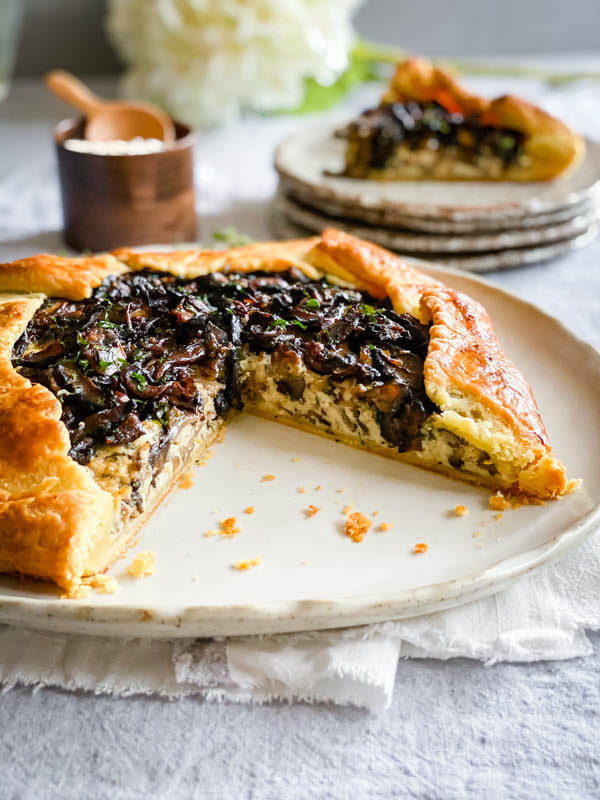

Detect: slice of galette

[337,57,584,181]
[0,230,570,592]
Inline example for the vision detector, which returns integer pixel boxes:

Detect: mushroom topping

[13,268,435,464]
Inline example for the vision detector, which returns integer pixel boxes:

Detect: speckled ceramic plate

[275,190,598,254]
[280,177,598,234]
[275,125,600,223]
[270,205,599,273]
[1,264,599,638]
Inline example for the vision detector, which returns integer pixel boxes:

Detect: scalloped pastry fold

[0,229,570,592]
[340,57,585,181]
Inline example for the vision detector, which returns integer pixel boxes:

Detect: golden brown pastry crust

[0,297,115,590]
[0,253,127,301]
[0,230,568,590]
[378,57,585,181]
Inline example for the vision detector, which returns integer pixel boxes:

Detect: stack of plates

[273,124,600,272]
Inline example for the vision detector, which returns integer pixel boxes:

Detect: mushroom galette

[0,230,569,592]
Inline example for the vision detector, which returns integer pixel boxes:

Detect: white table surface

[0,77,599,800]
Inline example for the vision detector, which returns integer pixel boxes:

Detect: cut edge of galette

[0,229,574,593]
[335,57,585,182]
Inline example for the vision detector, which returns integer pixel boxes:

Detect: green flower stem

[353,37,600,86]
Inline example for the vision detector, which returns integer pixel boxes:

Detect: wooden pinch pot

[54,117,197,252]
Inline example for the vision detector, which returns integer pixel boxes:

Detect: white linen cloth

[0,77,599,713]
[1,534,598,711]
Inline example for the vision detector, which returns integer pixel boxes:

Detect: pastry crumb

[566,478,582,494]
[232,556,262,571]
[344,512,372,543]
[490,490,549,510]
[204,529,216,537]
[337,487,345,494]
[473,531,481,538]
[372,510,379,517]
[179,471,194,489]
[494,513,503,521]
[412,542,428,554]
[61,584,92,600]
[215,427,226,444]
[315,485,322,491]
[261,473,276,482]
[301,560,309,565]
[219,517,241,537]
[489,491,511,511]
[298,486,306,494]
[378,522,392,532]
[343,504,354,515]
[291,457,301,463]
[454,505,469,517]
[244,506,255,515]
[87,574,119,594]
[306,504,320,518]
[127,551,156,578]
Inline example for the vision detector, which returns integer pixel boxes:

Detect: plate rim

[1,260,599,638]
[274,125,600,220]
[269,203,599,273]
[279,177,597,233]
[275,189,598,253]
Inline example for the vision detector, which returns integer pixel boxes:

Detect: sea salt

[63,137,167,156]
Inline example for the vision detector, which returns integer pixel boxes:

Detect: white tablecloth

[0,76,599,800]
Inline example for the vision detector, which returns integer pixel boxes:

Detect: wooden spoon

[45,70,175,144]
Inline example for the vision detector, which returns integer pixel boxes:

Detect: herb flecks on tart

[0,229,571,592]
[336,58,584,181]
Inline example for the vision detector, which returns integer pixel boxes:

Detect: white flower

[106,0,360,128]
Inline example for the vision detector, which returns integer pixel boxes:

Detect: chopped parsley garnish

[305,299,320,309]
[292,320,307,330]
[268,318,288,329]
[360,303,384,318]
[211,227,253,248]
[130,371,147,390]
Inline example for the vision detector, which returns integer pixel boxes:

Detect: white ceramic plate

[280,177,597,234]
[1,265,599,638]
[275,190,598,254]
[275,125,600,221]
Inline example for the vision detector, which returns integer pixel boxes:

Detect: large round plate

[1,264,599,638]
[275,125,600,222]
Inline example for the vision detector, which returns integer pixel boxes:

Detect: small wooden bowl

[54,117,197,252]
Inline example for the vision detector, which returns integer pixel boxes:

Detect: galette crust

[0,298,114,589]
[380,58,585,181]
[0,230,568,590]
